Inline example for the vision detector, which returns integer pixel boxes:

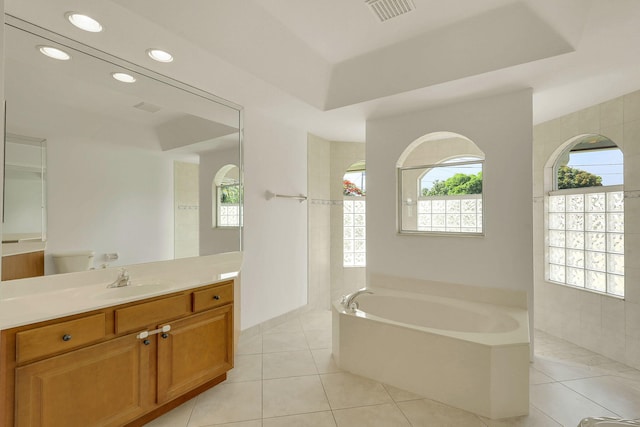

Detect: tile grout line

[557,380,625,419]
[381,383,417,427]
[529,401,564,427]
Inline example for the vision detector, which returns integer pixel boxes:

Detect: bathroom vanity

[1,242,47,281]
[0,252,241,427]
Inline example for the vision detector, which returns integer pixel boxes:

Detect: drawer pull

[62,334,72,342]
[213,295,221,300]
[136,325,171,340]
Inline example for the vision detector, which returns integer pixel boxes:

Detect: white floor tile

[382,383,424,402]
[237,334,263,355]
[529,366,555,385]
[227,354,262,383]
[263,411,336,427]
[263,319,303,335]
[530,382,617,427]
[303,329,332,349]
[145,399,195,427]
[202,421,262,427]
[320,372,392,410]
[262,350,318,379]
[397,399,486,427]
[188,381,262,426]
[533,355,605,381]
[563,376,640,419]
[310,349,342,374]
[300,311,332,332]
[262,375,330,418]
[480,405,562,426]
[333,403,410,427]
[262,332,309,353]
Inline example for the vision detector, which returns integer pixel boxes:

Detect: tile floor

[146,310,640,427]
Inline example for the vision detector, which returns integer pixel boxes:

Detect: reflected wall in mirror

[2,16,243,279]
[3,133,46,242]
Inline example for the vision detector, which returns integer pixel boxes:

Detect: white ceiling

[6,0,640,142]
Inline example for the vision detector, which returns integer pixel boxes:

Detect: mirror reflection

[2,18,243,280]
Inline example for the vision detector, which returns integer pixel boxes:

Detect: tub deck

[332,288,530,419]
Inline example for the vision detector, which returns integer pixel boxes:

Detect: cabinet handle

[161,333,169,339]
[213,295,221,300]
[62,334,72,342]
[143,339,151,346]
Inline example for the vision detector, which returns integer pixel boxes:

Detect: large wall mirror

[2,16,243,279]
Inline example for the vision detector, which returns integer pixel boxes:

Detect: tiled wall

[533,90,640,369]
[174,161,199,259]
[307,134,366,309]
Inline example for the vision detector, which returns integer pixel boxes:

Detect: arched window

[343,161,366,267]
[213,164,241,228]
[546,134,624,296]
[397,132,484,234]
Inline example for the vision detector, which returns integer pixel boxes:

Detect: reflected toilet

[52,251,95,273]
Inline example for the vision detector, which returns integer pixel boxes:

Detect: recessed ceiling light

[146,49,174,63]
[66,12,103,32]
[38,46,71,60]
[111,72,136,83]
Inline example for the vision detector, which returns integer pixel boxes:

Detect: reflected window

[343,162,366,267]
[547,135,624,297]
[213,165,241,228]
[397,132,484,235]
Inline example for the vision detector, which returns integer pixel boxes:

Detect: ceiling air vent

[365,0,415,22]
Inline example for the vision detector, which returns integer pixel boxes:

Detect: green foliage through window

[422,172,482,196]
[220,184,241,203]
[557,166,602,189]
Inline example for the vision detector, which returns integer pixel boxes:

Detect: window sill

[545,280,625,300]
[398,230,484,238]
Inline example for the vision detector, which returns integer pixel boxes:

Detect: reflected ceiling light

[111,72,136,83]
[146,49,174,63]
[66,12,103,32]
[38,46,71,60]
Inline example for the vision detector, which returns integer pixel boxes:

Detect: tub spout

[341,288,373,311]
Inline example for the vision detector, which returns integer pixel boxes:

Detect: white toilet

[52,251,95,273]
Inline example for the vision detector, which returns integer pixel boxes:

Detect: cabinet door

[157,304,233,403]
[15,334,152,427]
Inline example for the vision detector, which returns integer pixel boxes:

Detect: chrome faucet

[341,288,373,311]
[107,268,131,288]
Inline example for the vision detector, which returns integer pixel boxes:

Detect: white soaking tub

[332,287,530,419]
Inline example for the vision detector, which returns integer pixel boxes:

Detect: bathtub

[332,288,530,419]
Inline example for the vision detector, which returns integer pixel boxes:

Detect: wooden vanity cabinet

[157,304,233,403]
[15,333,153,427]
[0,280,234,427]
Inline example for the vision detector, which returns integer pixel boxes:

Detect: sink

[94,282,173,299]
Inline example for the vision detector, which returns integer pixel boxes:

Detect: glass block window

[217,184,241,227]
[344,164,366,267]
[417,195,482,233]
[213,164,242,228]
[548,189,624,296]
[343,199,366,267]
[547,137,624,297]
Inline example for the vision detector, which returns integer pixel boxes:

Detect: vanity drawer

[16,313,106,364]
[115,295,189,334]
[192,282,234,312]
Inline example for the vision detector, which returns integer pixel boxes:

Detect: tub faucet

[341,288,373,311]
[107,268,131,288]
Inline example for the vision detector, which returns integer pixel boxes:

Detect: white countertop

[2,241,47,256]
[0,251,242,330]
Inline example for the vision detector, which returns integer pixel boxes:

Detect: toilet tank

[52,251,95,273]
